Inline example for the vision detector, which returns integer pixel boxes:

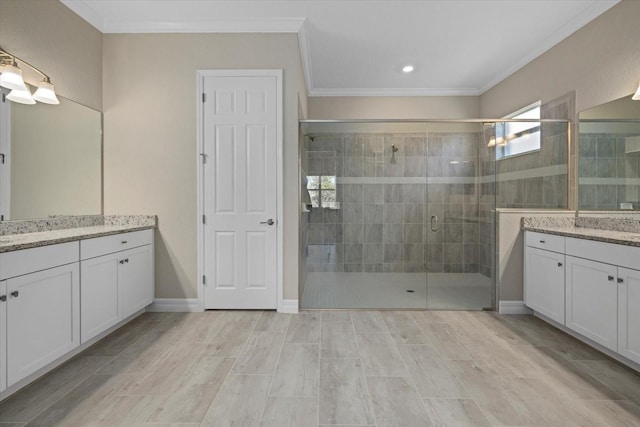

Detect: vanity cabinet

[617,267,640,364]
[0,242,80,387]
[565,255,618,351]
[80,229,153,343]
[524,231,640,366]
[524,231,565,324]
[0,281,6,393]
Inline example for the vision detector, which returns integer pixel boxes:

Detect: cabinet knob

[539,240,546,244]
[119,260,125,264]
[125,258,129,263]
[10,290,19,298]
[608,275,615,281]
[558,262,563,267]
[0,295,6,302]
[121,240,128,244]
[618,278,624,284]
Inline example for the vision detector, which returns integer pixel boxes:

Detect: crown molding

[296,20,314,97]
[478,0,619,94]
[102,17,306,34]
[308,87,482,97]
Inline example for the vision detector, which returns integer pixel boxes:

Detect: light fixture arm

[0,48,51,83]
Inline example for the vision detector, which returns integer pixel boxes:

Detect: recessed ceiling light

[402,65,414,73]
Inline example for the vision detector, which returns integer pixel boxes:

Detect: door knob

[0,295,6,302]
[618,277,624,284]
[260,219,275,226]
[608,275,615,281]
[10,291,18,298]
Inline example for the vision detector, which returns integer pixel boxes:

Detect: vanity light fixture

[6,87,36,105]
[633,81,640,101]
[0,48,59,105]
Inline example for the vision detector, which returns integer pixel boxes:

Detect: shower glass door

[300,122,430,309]
[424,122,495,310]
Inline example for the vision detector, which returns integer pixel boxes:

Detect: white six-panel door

[202,72,280,309]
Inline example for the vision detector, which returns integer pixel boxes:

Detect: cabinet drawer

[566,237,640,270]
[81,229,153,260]
[0,242,79,280]
[525,231,565,253]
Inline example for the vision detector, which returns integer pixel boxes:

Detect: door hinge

[203,275,206,285]
[1,92,5,103]
[202,93,206,103]
[200,153,207,163]
[0,153,5,164]
[202,214,206,225]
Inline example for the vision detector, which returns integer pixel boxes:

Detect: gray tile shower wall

[494,121,569,209]
[303,132,490,276]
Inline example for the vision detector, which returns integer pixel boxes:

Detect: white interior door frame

[196,69,284,311]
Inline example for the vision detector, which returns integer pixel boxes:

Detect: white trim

[308,87,481,97]
[146,298,202,312]
[297,20,314,96]
[196,69,284,312]
[498,300,533,315]
[278,299,299,314]
[103,18,306,34]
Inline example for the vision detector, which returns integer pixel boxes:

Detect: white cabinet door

[0,280,6,393]
[565,255,618,351]
[80,253,120,343]
[618,267,640,364]
[6,263,79,386]
[120,245,153,319]
[525,247,565,324]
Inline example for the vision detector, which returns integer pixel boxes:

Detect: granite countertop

[521,216,640,247]
[0,215,156,253]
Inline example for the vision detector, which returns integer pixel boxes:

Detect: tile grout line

[350,311,379,427]
[258,312,292,424]
[196,310,264,426]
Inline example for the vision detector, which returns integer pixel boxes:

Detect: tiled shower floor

[301,272,493,309]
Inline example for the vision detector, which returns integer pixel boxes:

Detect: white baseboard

[498,300,533,315]
[147,298,202,312]
[278,299,299,314]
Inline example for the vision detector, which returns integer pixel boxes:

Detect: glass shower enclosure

[299,119,569,310]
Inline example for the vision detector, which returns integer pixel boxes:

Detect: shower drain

[406,289,415,293]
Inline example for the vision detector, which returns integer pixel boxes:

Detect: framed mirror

[0,89,102,220]
[578,94,640,211]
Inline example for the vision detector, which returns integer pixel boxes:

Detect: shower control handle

[430,215,438,232]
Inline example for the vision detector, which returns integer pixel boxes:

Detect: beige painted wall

[0,0,103,111]
[103,33,305,300]
[480,0,640,118]
[308,96,480,119]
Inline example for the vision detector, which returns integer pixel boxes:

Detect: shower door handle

[430,215,438,232]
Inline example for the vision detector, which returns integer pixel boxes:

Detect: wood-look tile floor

[2,310,640,426]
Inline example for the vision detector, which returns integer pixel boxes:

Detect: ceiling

[61,0,619,97]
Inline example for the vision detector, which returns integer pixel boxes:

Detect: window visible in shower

[496,101,541,159]
[307,175,338,209]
